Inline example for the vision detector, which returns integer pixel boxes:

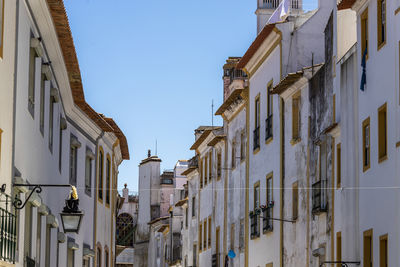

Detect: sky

[64,0,318,194]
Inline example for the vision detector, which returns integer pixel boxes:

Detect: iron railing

[0,192,16,263]
[253,127,260,151]
[312,180,327,214]
[250,212,260,239]
[259,0,302,10]
[265,115,273,141]
[263,207,273,233]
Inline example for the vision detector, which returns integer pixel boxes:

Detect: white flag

[267,0,290,24]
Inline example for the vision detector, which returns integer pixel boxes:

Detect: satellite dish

[228,250,236,259]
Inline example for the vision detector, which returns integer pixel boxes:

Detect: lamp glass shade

[60,212,84,233]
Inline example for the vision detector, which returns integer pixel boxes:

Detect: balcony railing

[212,254,217,267]
[250,212,260,239]
[253,127,260,151]
[262,207,273,233]
[265,115,273,141]
[0,192,16,264]
[224,68,247,83]
[312,180,327,214]
[259,0,302,10]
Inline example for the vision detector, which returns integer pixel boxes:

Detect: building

[0,0,129,266]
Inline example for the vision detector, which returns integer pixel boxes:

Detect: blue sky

[64,0,318,194]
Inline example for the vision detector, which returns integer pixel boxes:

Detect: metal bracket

[12,184,71,210]
[320,261,361,267]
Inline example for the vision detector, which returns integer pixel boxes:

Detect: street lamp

[12,183,84,234]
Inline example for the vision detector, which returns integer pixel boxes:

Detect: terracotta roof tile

[104,118,130,160]
[337,0,356,10]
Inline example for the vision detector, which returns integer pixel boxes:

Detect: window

[59,116,65,172]
[231,139,236,169]
[39,73,46,134]
[199,158,203,189]
[106,156,111,205]
[96,246,101,267]
[193,244,197,267]
[379,234,388,267]
[292,93,301,141]
[105,249,109,267]
[240,131,246,161]
[337,232,342,267]
[254,182,260,209]
[98,149,104,201]
[264,174,273,232]
[230,223,235,251]
[204,156,208,186]
[203,220,207,250]
[362,118,371,171]
[361,8,369,58]
[67,247,75,267]
[69,135,79,186]
[28,46,38,116]
[49,92,55,152]
[377,0,386,48]
[83,258,90,267]
[217,152,221,180]
[215,227,220,267]
[254,96,260,150]
[185,206,188,228]
[199,224,202,251]
[266,81,273,141]
[192,196,196,217]
[337,144,341,187]
[209,151,212,182]
[45,225,51,266]
[292,182,298,220]
[333,94,336,123]
[0,0,4,58]
[85,150,93,196]
[363,229,373,267]
[24,203,32,258]
[378,103,387,162]
[36,214,42,266]
[208,217,212,248]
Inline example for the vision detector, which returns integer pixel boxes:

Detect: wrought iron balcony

[253,127,260,151]
[312,180,327,214]
[259,0,302,10]
[212,254,217,267]
[262,206,273,233]
[0,192,16,264]
[265,115,273,141]
[250,212,260,239]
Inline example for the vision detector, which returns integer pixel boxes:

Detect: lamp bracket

[12,184,71,210]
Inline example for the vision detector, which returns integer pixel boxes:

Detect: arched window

[96,245,102,267]
[105,155,111,205]
[116,213,135,247]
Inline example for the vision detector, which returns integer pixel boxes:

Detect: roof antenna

[155,139,158,156]
[211,99,214,127]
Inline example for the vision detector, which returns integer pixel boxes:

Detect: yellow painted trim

[395,6,400,15]
[290,138,301,146]
[363,229,373,266]
[361,8,369,60]
[362,117,371,172]
[244,79,250,267]
[265,137,273,145]
[336,143,341,188]
[98,146,104,204]
[396,141,400,147]
[336,232,342,266]
[0,0,4,59]
[95,242,102,267]
[376,0,387,51]
[249,35,282,77]
[378,103,388,163]
[379,234,388,267]
[253,147,260,155]
[105,153,111,208]
[264,172,273,235]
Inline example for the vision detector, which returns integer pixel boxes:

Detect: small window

[48,93,55,152]
[199,159,203,189]
[106,156,111,205]
[193,244,197,266]
[199,224,202,251]
[217,152,222,180]
[69,136,78,186]
[98,149,104,201]
[336,232,342,267]
[0,0,4,58]
[59,115,65,172]
[292,93,301,141]
[333,94,336,123]
[215,227,220,267]
[378,103,387,162]
[240,131,246,161]
[254,182,260,210]
[28,46,38,116]
[231,139,236,169]
[39,73,46,134]
[377,0,386,48]
[337,143,341,187]
[362,118,371,171]
[36,214,42,266]
[208,217,212,248]
[203,220,207,250]
[379,234,388,267]
[192,197,196,217]
[292,182,298,220]
[204,156,208,186]
[267,81,273,117]
[105,249,109,267]
[96,247,101,267]
[85,151,93,196]
[254,96,260,150]
[209,151,212,182]
[363,229,373,267]
[361,8,369,58]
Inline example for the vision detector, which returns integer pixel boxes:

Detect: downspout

[93,132,104,266]
[279,97,285,267]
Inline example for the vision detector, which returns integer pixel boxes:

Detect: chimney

[148,149,151,158]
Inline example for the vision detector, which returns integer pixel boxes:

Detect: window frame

[231,139,236,169]
[336,143,341,188]
[361,8,369,59]
[336,232,342,267]
[209,151,212,182]
[39,73,46,135]
[204,156,208,186]
[85,149,93,196]
[379,234,388,267]
[254,181,260,210]
[105,155,111,206]
[292,92,301,142]
[208,217,212,248]
[48,91,55,152]
[363,229,373,267]
[362,117,371,171]
[292,181,298,221]
[377,0,386,50]
[69,135,78,186]
[28,45,38,117]
[98,147,104,202]
[378,103,387,163]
